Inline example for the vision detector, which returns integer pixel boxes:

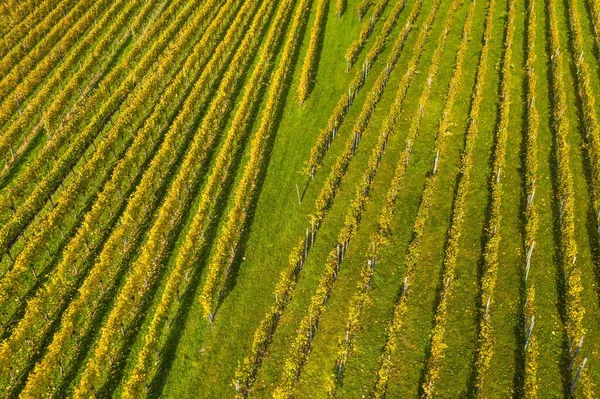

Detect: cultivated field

[1,0,600,397]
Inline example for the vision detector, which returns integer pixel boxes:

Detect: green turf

[4,0,600,396]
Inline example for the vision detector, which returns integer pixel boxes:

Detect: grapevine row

[522,0,539,395]
[69,1,280,396]
[18,0,263,391]
[303,0,411,177]
[119,0,282,395]
[199,0,313,321]
[329,0,428,192]
[0,0,241,333]
[74,0,311,395]
[1,0,40,31]
[2,6,175,270]
[0,0,215,264]
[0,0,41,37]
[337,0,345,17]
[233,0,427,393]
[176,0,309,386]
[471,0,516,392]
[547,0,592,395]
[584,0,600,63]
[297,0,329,104]
[17,1,255,396]
[0,0,219,391]
[357,0,374,20]
[327,0,473,396]
[0,0,112,131]
[0,0,78,79]
[0,0,98,103]
[564,0,600,235]
[0,0,224,303]
[0,0,155,326]
[0,0,165,204]
[276,0,451,395]
[419,0,492,395]
[370,6,482,399]
[0,0,143,173]
[345,0,390,69]
[0,0,191,220]
[0,0,63,60]
[312,0,424,225]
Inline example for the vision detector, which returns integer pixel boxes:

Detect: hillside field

[1,0,600,397]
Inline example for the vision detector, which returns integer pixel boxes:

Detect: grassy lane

[546,0,597,393]
[245,0,451,393]
[522,0,566,392]
[309,3,474,398]
[231,0,430,393]
[157,0,375,396]
[247,14,413,389]
[431,0,505,394]
[556,0,600,388]
[197,0,314,324]
[291,1,472,396]
[305,0,417,176]
[290,137,398,397]
[481,0,525,394]
[283,7,429,394]
[380,2,479,396]
[267,0,453,394]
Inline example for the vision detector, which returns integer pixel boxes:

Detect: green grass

[4,0,600,396]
